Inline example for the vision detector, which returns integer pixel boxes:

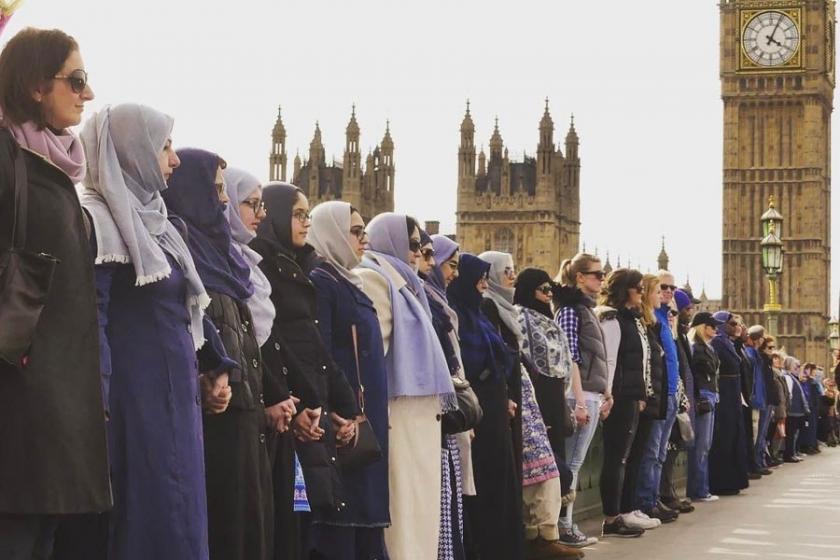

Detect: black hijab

[514,267,554,318]
[253,181,304,258]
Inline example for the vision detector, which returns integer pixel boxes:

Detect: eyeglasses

[669,309,679,317]
[537,284,553,295]
[478,273,489,282]
[444,259,459,271]
[408,239,422,253]
[660,284,677,291]
[53,69,88,94]
[421,247,436,261]
[630,285,644,292]
[349,225,367,240]
[503,266,516,279]
[583,270,606,280]
[241,198,265,213]
[292,209,311,224]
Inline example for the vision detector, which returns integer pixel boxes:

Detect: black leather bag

[442,375,484,435]
[337,324,383,470]
[695,397,713,416]
[0,132,59,366]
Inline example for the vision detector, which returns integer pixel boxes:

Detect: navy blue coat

[310,262,390,527]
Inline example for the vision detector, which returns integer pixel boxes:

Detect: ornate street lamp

[760,196,784,336]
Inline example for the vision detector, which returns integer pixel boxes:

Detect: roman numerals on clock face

[742,11,800,67]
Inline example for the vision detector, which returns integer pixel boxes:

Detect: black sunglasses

[53,69,88,94]
[537,284,553,295]
[660,284,677,291]
[582,270,606,280]
[408,240,422,253]
[421,247,436,260]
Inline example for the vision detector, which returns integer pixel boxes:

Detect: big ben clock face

[741,10,800,68]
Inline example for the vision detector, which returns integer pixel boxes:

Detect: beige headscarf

[308,201,363,288]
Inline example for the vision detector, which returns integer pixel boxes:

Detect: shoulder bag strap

[350,324,366,413]
[6,130,27,250]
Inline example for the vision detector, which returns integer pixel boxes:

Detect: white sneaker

[621,510,660,530]
[695,494,719,502]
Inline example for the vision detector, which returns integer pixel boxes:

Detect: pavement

[575,447,840,560]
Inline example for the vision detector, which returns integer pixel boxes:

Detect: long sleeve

[356,268,392,355]
[94,264,116,417]
[197,314,239,378]
[601,317,620,393]
[556,307,581,364]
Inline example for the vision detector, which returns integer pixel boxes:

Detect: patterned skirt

[521,369,560,486]
[438,434,465,560]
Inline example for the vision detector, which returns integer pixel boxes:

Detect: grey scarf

[79,104,209,349]
[479,251,522,343]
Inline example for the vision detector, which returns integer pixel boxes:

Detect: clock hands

[766,16,783,47]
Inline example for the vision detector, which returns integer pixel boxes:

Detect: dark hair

[0,27,79,128]
[406,216,419,238]
[600,268,643,310]
[349,206,360,215]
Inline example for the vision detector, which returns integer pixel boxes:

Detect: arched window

[494,227,515,255]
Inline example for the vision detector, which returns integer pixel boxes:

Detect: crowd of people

[2,27,840,560]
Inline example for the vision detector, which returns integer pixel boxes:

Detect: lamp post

[760,196,784,336]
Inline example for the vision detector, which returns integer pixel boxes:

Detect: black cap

[690,311,724,329]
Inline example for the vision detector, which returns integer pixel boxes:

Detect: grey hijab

[308,201,363,289]
[79,103,209,349]
[479,250,521,342]
[223,167,276,346]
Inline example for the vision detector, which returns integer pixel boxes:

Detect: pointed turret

[459,100,476,183]
[478,146,486,176]
[293,150,301,180]
[537,98,554,177]
[343,105,362,206]
[269,105,288,181]
[657,236,669,271]
[603,251,613,275]
[565,114,579,160]
[309,121,324,165]
[489,116,503,158]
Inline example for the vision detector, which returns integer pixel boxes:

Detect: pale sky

[9,0,840,315]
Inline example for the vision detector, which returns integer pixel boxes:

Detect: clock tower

[720,0,835,363]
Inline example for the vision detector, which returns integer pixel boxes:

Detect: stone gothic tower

[720,0,834,363]
[455,100,581,273]
[274,105,395,222]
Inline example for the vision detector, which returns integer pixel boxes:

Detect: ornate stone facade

[720,0,835,364]
[455,101,580,274]
[269,106,394,222]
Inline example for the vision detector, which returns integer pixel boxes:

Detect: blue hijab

[362,213,456,410]
[162,148,254,301]
[420,234,460,375]
[447,253,512,382]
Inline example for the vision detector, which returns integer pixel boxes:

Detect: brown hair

[556,252,601,287]
[640,274,660,327]
[599,268,643,310]
[0,27,79,128]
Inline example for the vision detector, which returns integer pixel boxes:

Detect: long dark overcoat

[0,130,111,515]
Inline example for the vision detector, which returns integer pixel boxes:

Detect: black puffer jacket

[612,307,648,401]
[252,239,358,513]
[643,325,668,419]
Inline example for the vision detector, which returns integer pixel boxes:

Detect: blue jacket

[745,346,767,409]
[655,305,679,395]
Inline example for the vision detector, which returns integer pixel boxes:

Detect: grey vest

[574,300,609,394]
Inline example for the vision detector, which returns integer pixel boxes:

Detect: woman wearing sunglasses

[250,183,359,556]
[162,151,275,560]
[305,200,390,560]
[446,253,524,560]
[355,213,456,559]
[416,229,470,560]
[0,28,110,558]
[552,253,610,546]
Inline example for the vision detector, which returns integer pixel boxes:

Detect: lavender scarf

[361,213,456,411]
[9,120,86,182]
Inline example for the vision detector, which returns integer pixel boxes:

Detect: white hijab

[479,250,521,342]
[79,103,209,349]
[308,201,364,289]
[222,167,276,346]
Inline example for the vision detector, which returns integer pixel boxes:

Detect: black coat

[0,130,111,514]
[202,291,273,560]
[691,339,720,394]
[643,325,668,420]
[251,239,358,513]
[612,308,648,401]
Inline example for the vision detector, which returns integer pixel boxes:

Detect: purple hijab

[162,148,254,301]
[362,213,456,410]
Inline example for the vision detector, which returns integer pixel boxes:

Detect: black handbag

[0,132,59,367]
[337,324,383,470]
[442,375,484,435]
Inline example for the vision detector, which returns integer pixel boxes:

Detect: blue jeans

[636,394,678,510]
[558,396,601,530]
[754,406,773,469]
[687,405,716,498]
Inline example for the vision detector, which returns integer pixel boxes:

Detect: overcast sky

[9,0,839,314]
